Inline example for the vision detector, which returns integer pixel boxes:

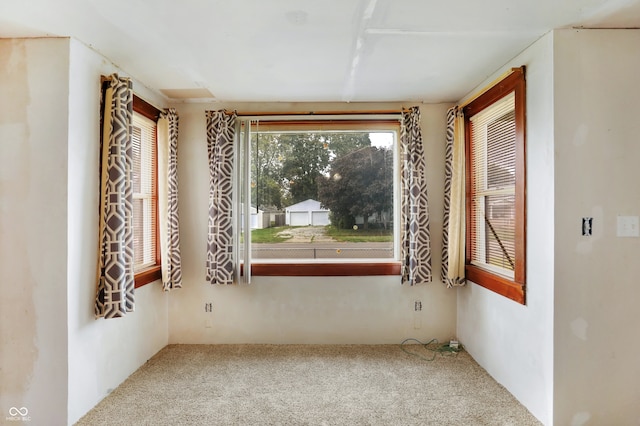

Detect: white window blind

[132,112,157,271]
[469,92,516,277]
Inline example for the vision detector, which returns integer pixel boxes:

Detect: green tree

[252,134,286,209]
[317,146,393,229]
[325,132,371,158]
[279,133,331,204]
[250,131,382,212]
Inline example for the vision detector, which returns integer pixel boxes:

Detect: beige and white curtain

[158,109,183,291]
[400,106,432,285]
[205,110,237,285]
[95,74,135,318]
[441,107,466,287]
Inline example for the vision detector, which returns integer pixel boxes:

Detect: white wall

[0,37,170,425]
[0,38,71,426]
[456,33,556,425]
[169,102,457,344]
[66,39,169,425]
[553,29,640,425]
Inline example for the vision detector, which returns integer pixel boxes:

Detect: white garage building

[284,199,330,226]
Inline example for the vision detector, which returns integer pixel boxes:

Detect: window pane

[133,198,145,267]
[486,110,515,189]
[463,67,526,303]
[132,126,142,193]
[132,112,157,271]
[483,194,515,271]
[469,92,516,276]
[246,128,396,261]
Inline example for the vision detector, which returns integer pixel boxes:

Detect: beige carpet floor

[76,344,541,425]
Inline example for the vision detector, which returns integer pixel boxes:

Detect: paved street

[251,242,393,259]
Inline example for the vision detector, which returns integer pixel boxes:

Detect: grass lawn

[250,226,294,243]
[325,225,393,243]
[251,225,393,243]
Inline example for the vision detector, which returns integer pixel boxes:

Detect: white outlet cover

[617,216,639,237]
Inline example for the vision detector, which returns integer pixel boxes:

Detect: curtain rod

[458,66,525,110]
[232,114,403,122]
[225,109,407,117]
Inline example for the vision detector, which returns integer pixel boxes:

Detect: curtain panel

[400,106,432,285]
[205,110,237,285]
[95,74,135,318]
[158,108,183,291]
[442,107,466,287]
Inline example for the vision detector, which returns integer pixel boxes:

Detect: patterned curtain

[95,74,135,318]
[206,110,237,285]
[442,107,466,287]
[400,106,432,285]
[158,109,183,291]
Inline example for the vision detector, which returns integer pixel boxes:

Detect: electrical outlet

[205,302,213,313]
[413,315,421,329]
[413,300,422,329]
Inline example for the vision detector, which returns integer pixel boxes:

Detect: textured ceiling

[1,0,639,103]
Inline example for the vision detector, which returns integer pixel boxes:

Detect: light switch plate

[617,216,639,237]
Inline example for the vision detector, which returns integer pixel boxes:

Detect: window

[237,116,402,277]
[131,96,161,287]
[463,68,526,303]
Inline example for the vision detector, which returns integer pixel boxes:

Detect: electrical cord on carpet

[400,338,463,361]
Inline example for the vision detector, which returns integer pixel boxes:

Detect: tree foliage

[250,131,392,228]
[317,146,393,229]
[279,133,331,205]
[251,134,286,209]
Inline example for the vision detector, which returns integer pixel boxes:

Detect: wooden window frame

[463,68,526,304]
[132,95,162,288]
[239,117,402,277]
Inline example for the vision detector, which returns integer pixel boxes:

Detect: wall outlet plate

[413,316,421,329]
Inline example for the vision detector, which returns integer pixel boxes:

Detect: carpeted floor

[76,344,541,425]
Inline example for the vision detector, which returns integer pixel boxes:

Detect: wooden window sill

[134,265,162,288]
[466,264,525,304]
[243,262,401,277]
